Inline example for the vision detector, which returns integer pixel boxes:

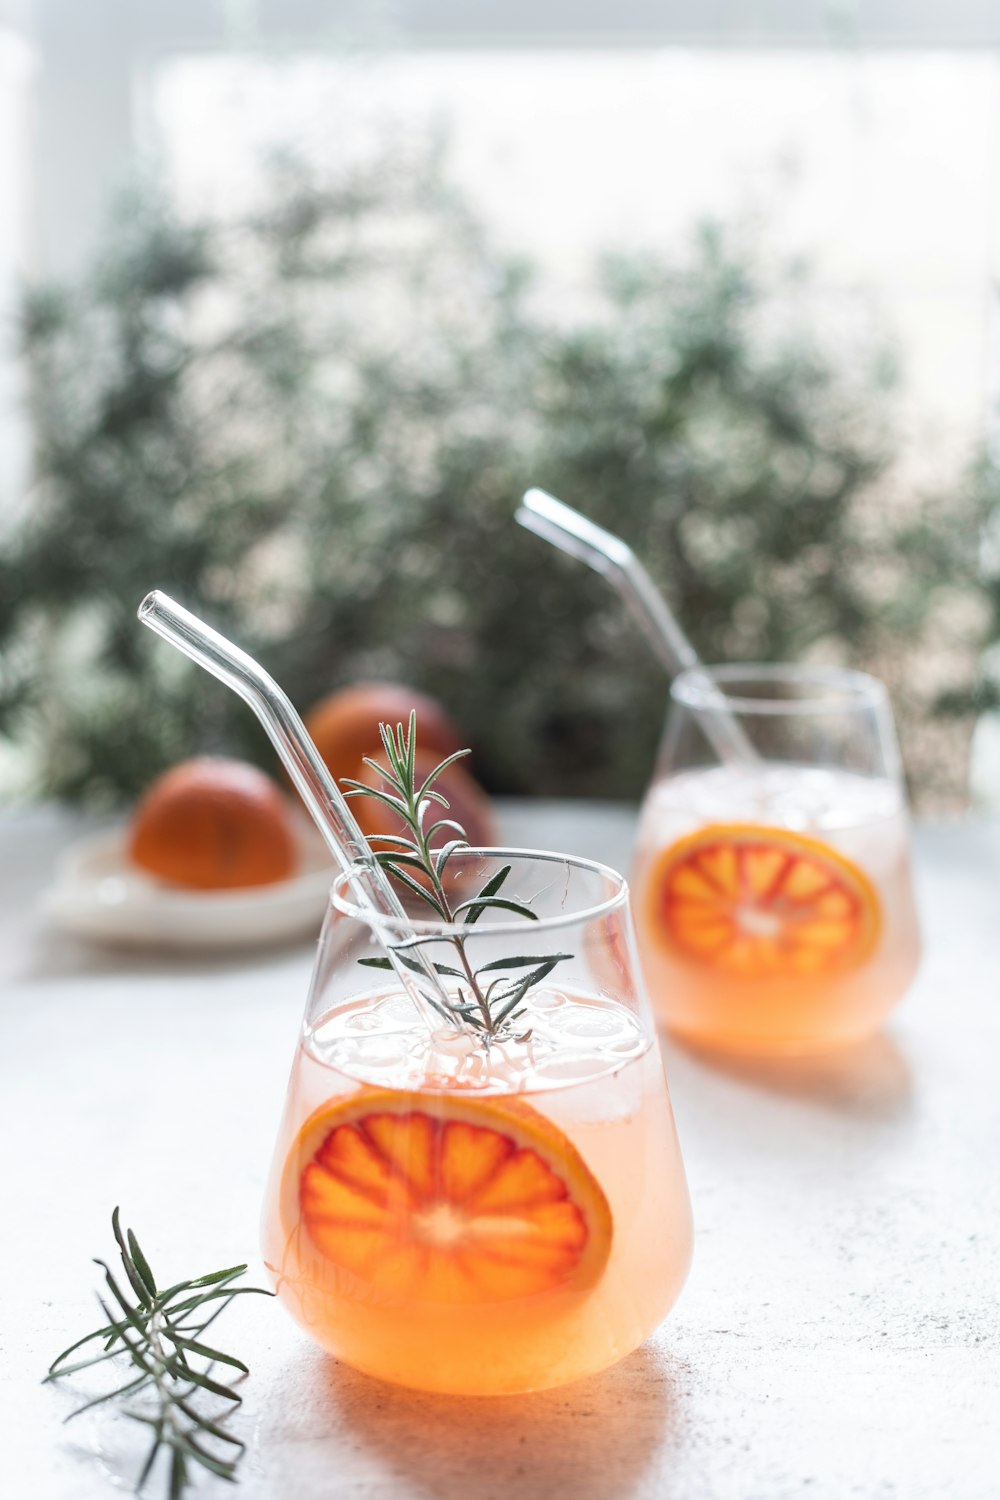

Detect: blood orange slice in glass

[647,822,881,978]
[283,1090,613,1303]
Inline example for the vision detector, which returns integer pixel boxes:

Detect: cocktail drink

[133,603,690,1397]
[632,666,921,1053]
[261,849,692,1395]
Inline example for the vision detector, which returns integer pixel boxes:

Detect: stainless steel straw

[138,591,454,1032]
[516,488,757,764]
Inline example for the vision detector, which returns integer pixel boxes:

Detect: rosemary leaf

[453,895,539,922]
[417,788,451,809]
[170,1446,187,1500]
[128,1231,159,1300]
[341,782,409,816]
[371,850,438,873]
[429,825,467,853]
[136,1432,163,1491]
[111,1209,154,1307]
[158,1286,253,1317]
[491,964,560,1025]
[475,953,573,974]
[173,1398,246,1447]
[358,955,463,982]
[458,865,511,926]
[159,1266,248,1301]
[164,1359,242,1402]
[416,748,472,795]
[378,862,450,917]
[165,1335,249,1373]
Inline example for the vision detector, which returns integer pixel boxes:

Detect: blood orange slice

[647,823,881,978]
[284,1090,612,1303]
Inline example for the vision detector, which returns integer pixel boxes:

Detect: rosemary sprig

[45,1208,272,1499]
[344,712,571,1039]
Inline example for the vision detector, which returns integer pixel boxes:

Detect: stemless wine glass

[631,665,921,1054]
[261,848,692,1396]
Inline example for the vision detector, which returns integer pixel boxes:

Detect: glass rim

[329,846,629,937]
[671,662,888,717]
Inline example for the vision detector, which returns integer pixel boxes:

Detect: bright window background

[151,48,1000,481]
[3,21,1000,802]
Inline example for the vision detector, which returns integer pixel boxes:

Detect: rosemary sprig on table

[344,712,570,1040]
[45,1208,272,1499]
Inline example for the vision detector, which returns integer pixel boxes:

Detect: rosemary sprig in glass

[45,1208,272,1499]
[344,712,570,1040]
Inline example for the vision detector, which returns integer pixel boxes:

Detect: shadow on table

[669,1029,914,1122]
[273,1342,682,1500]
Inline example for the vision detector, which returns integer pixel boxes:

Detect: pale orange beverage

[261,850,692,1395]
[632,666,921,1053]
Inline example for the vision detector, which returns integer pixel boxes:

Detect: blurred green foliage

[0,147,985,805]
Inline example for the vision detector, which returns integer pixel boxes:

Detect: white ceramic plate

[40,820,335,952]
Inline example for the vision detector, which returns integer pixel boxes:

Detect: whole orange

[303,683,463,785]
[127,757,297,890]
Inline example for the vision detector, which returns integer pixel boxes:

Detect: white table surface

[2,802,999,1500]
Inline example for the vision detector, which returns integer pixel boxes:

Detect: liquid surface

[306,985,649,1095]
[639,763,903,838]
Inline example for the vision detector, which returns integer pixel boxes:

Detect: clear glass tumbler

[632,665,921,1054]
[261,848,693,1395]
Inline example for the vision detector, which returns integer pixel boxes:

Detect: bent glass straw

[516,488,757,765]
[137,591,453,1034]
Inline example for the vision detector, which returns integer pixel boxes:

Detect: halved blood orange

[283,1090,613,1303]
[647,823,881,978]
